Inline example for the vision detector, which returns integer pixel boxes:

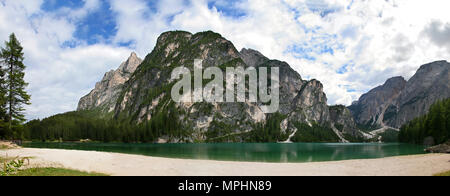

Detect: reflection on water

[22,142,427,163]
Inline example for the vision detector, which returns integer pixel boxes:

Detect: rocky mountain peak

[349,60,450,128]
[417,60,448,72]
[349,75,407,127]
[156,31,192,45]
[240,48,269,67]
[392,60,449,127]
[77,52,143,112]
[119,52,142,74]
[384,76,406,88]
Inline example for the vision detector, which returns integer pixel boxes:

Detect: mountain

[349,60,450,129]
[77,30,361,143]
[348,76,406,128]
[393,61,450,127]
[77,52,143,113]
[26,31,449,144]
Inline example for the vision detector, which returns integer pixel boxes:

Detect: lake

[21,142,427,163]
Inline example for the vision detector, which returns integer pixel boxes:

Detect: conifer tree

[0,33,31,138]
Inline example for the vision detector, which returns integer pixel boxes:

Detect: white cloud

[0,0,133,120]
[423,20,450,53]
[1,0,450,120]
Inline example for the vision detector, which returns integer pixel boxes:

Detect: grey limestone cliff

[77,52,143,112]
[349,60,450,129]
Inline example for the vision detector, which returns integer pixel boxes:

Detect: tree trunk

[8,56,12,131]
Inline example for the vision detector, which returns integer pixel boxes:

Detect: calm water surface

[22,142,427,163]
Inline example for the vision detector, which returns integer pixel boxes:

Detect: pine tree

[0,33,31,138]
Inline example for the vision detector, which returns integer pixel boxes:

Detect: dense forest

[23,98,449,144]
[24,110,344,143]
[25,105,186,143]
[291,122,340,143]
[399,98,450,145]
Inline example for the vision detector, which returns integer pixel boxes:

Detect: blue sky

[42,0,117,45]
[40,0,247,46]
[0,0,449,120]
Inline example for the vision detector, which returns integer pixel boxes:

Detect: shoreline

[2,147,450,176]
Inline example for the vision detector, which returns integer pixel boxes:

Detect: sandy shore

[2,148,450,176]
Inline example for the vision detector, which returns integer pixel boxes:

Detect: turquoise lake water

[21,142,427,163]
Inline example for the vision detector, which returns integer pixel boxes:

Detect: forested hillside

[399,98,450,145]
[25,108,185,143]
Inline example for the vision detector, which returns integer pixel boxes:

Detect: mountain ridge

[349,60,450,129]
[75,30,449,143]
[77,30,361,143]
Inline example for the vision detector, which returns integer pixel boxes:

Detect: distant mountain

[349,60,450,129]
[77,30,361,143]
[348,76,406,128]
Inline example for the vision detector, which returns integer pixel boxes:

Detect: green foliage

[291,122,340,143]
[434,170,450,176]
[205,120,240,143]
[356,123,381,132]
[26,112,98,142]
[25,108,344,144]
[217,58,244,71]
[343,133,366,143]
[399,98,450,145]
[329,105,346,112]
[25,100,187,143]
[0,33,31,139]
[378,129,399,143]
[0,50,6,138]
[244,113,289,142]
[334,123,344,132]
[1,155,106,176]
[1,156,28,176]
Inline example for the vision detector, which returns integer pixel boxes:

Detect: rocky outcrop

[329,105,361,137]
[349,61,450,129]
[239,49,329,125]
[77,52,142,112]
[425,140,450,153]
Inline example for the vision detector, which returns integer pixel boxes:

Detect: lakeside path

[2,148,450,176]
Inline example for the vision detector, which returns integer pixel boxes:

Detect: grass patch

[434,170,450,176]
[10,167,108,176]
[2,155,106,176]
[0,144,9,149]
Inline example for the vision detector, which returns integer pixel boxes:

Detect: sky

[0,0,449,120]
